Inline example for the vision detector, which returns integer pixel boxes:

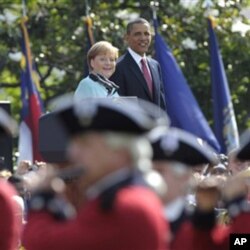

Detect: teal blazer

[74,76,119,101]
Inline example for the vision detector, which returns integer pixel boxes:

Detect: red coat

[0,180,21,250]
[171,213,250,250]
[23,186,169,250]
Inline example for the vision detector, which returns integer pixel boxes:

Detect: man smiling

[110,18,166,109]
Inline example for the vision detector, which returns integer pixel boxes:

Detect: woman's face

[90,53,116,78]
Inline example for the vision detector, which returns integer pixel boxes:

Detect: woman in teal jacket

[74,41,119,100]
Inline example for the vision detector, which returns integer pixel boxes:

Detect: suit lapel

[125,52,152,99]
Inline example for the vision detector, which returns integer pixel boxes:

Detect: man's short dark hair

[126,18,150,34]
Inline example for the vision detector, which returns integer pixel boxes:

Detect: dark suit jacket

[110,51,166,110]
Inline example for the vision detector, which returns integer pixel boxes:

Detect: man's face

[154,161,192,203]
[68,133,115,181]
[125,22,152,56]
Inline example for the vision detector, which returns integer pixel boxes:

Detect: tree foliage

[0,0,250,133]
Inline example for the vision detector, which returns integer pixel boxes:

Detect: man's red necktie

[141,58,153,97]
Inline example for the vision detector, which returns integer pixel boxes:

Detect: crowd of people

[0,17,250,250]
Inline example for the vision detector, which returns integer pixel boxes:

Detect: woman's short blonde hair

[87,41,119,70]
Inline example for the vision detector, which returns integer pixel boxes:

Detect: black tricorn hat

[237,129,250,160]
[0,108,17,136]
[148,127,218,166]
[52,97,168,136]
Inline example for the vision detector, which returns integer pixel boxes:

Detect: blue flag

[153,19,220,152]
[208,17,239,153]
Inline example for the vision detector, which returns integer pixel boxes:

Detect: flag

[18,16,44,163]
[153,19,221,152]
[83,16,95,76]
[208,17,239,153]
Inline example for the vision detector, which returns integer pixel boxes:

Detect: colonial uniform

[172,211,250,250]
[0,108,20,250]
[171,128,250,250]
[148,127,219,249]
[0,180,21,250]
[23,171,167,250]
[23,98,169,250]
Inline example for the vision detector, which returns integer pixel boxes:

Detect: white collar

[128,47,146,66]
[86,168,132,200]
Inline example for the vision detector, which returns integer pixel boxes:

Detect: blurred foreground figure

[0,108,21,250]
[0,180,21,250]
[228,148,249,176]
[148,127,218,249]
[170,130,250,250]
[22,98,169,250]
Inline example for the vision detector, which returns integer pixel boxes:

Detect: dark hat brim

[149,127,218,166]
[54,98,160,136]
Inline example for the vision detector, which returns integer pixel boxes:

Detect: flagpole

[21,0,29,65]
[150,1,158,20]
[202,0,214,17]
[84,0,94,46]
[150,1,159,31]
[85,0,90,16]
[22,0,27,17]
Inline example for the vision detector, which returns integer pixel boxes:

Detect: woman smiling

[74,41,119,100]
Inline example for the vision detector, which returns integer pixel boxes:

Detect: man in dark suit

[110,18,166,110]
